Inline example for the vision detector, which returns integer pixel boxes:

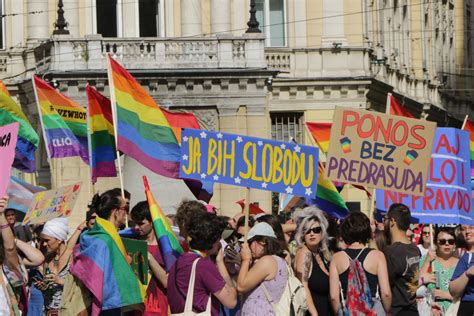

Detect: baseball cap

[239,222,276,242]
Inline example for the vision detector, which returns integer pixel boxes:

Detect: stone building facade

[0,0,472,223]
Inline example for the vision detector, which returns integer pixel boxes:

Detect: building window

[139,0,160,37]
[271,112,304,143]
[97,0,117,37]
[256,0,286,47]
[0,0,4,49]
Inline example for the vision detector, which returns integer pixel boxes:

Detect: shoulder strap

[183,258,200,312]
[468,252,472,265]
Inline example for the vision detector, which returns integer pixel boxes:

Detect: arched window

[256,0,286,47]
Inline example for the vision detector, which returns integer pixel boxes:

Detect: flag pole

[244,187,250,243]
[462,115,469,130]
[386,92,392,115]
[85,84,95,187]
[106,53,125,199]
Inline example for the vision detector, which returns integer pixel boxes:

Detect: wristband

[0,223,9,230]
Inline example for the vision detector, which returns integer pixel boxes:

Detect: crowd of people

[0,189,474,316]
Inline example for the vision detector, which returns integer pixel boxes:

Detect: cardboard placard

[179,129,319,198]
[0,123,19,197]
[122,238,148,285]
[376,128,473,225]
[326,108,436,196]
[22,182,82,225]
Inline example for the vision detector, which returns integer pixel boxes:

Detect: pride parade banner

[0,123,19,197]
[326,108,436,196]
[376,128,473,225]
[23,182,82,225]
[179,129,319,198]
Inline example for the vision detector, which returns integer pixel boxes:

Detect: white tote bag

[171,258,211,316]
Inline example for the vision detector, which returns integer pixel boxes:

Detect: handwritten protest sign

[326,108,436,196]
[0,123,19,197]
[23,182,82,225]
[122,238,148,285]
[179,129,319,198]
[376,128,473,225]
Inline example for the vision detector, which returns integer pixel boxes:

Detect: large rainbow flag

[0,80,39,172]
[307,163,350,219]
[86,85,117,183]
[71,217,145,315]
[143,176,183,271]
[106,55,213,201]
[463,119,474,177]
[32,76,89,163]
[306,122,331,153]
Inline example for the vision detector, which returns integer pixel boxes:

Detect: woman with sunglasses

[294,206,333,316]
[418,224,431,257]
[418,227,458,314]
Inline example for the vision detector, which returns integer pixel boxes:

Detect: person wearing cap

[237,222,289,315]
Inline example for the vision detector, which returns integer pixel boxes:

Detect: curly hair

[175,201,207,238]
[294,206,330,255]
[187,212,227,251]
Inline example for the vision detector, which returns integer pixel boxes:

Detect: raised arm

[0,197,19,269]
[148,253,168,288]
[15,239,44,267]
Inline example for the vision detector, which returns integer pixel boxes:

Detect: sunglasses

[422,232,430,236]
[437,239,455,246]
[306,227,322,235]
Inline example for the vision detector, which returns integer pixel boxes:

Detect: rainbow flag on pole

[32,75,89,163]
[143,176,183,271]
[71,217,145,314]
[0,80,39,172]
[463,119,474,177]
[86,85,117,183]
[106,55,213,201]
[307,163,350,219]
[306,122,332,154]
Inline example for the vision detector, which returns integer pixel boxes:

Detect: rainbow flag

[106,55,213,201]
[86,85,117,183]
[32,76,89,163]
[307,163,350,219]
[389,94,415,118]
[463,119,474,177]
[0,80,39,172]
[143,176,183,271]
[71,217,145,315]
[6,176,45,213]
[306,122,331,153]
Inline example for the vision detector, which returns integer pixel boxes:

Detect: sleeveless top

[339,248,379,297]
[241,255,289,316]
[307,252,333,316]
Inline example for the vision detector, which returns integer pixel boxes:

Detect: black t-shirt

[384,242,420,314]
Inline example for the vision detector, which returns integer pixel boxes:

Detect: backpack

[261,259,307,316]
[339,249,376,316]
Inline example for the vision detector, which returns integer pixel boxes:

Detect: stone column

[211,0,231,34]
[322,0,347,47]
[27,0,49,42]
[232,0,247,36]
[63,0,80,37]
[181,0,202,36]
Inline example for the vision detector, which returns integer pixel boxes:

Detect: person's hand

[432,289,449,300]
[426,249,436,261]
[224,246,242,265]
[216,248,225,264]
[420,272,436,285]
[77,220,87,231]
[430,301,443,316]
[33,278,49,291]
[0,196,8,214]
[240,243,252,262]
[44,273,61,285]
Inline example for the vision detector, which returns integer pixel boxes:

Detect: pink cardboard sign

[0,122,19,197]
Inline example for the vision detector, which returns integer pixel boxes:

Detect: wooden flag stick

[244,187,250,243]
[462,115,469,130]
[369,188,376,221]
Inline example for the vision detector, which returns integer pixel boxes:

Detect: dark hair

[374,229,388,252]
[175,201,207,237]
[256,215,288,251]
[236,215,255,231]
[130,201,152,222]
[4,208,17,215]
[250,235,285,258]
[387,203,411,231]
[340,212,372,245]
[90,188,130,220]
[187,212,227,251]
[435,227,456,242]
